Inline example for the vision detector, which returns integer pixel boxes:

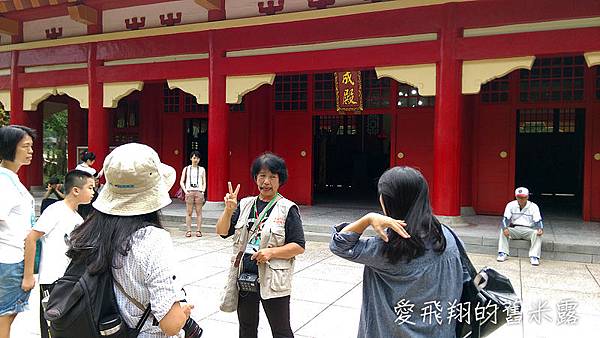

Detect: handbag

[445,225,521,338]
[175,188,185,202]
[220,229,251,313]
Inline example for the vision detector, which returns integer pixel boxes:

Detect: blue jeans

[0,261,30,316]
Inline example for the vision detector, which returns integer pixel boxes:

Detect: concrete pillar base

[436,215,469,227]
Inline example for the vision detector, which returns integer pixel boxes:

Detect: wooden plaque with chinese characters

[335,71,363,113]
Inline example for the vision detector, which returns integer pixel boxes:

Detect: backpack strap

[113,277,153,333]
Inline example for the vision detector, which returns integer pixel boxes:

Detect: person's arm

[252,243,304,263]
[341,212,408,241]
[501,217,510,229]
[43,184,53,199]
[158,302,193,336]
[53,185,65,199]
[216,182,240,236]
[144,230,193,335]
[22,230,44,291]
[200,167,206,192]
[329,213,408,266]
[179,167,187,194]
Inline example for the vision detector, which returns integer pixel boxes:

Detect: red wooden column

[87,43,109,169]
[9,51,23,125]
[9,50,32,186]
[207,32,229,201]
[432,10,463,217]
[67,100,83,170]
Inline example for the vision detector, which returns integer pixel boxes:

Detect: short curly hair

[250,153,288,186]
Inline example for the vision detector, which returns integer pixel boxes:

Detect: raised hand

[224,181,240,212]
[368,213,410,242]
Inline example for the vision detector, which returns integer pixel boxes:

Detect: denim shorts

[0,261,31,316]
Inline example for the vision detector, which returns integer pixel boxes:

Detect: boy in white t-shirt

[22,170,95,338]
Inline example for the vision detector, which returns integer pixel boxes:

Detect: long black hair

[67,210,163,274]
[378,166,446,264]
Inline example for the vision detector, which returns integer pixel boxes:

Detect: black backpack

[44,259,151,338]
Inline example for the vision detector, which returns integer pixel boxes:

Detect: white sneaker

[530,257,539,266]
[497,253,508,262]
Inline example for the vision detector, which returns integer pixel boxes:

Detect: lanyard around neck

[251,193,282,233]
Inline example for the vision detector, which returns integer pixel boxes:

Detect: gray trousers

[498,226,542,258]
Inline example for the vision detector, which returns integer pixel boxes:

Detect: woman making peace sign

[216,153,305,338]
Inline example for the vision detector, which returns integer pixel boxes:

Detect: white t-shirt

[34,200,83,284]
[503,200,542,227]
[0,167,35,264]
[183,165,205,192]
[75,163,96,176]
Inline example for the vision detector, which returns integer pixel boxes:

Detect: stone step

[162,216,600,264]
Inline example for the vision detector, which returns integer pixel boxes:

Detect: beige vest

[230,196,297,299]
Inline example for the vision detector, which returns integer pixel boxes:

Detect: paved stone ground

[11,230,600,338]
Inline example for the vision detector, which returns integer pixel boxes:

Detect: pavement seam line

[293,254,334,274]
[519,257,525,338]
[293,281,362,334]
[585,264,600,289]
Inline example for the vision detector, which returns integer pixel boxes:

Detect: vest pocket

[267,227,285,247]
[268,259,293,292]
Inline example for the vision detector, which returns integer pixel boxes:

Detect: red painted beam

[456,27,600,60]
[223,41,439,75]
[96,32,209,61]
[96,59,209,82]
[18,44,87,66]
[18,68,87,88]
[454,0,600,29]
[0,52,10,68]
[0,75,9,89]
[219,6,444,51]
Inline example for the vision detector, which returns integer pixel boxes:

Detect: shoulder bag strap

[443,225,477,278]
[113,277,153,334]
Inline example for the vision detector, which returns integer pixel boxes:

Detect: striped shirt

[112,226,183,338]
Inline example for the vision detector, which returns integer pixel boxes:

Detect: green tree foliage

[0,104,9,127]
[43,110,68,183]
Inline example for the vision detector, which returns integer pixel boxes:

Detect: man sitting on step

[497,187,544,266]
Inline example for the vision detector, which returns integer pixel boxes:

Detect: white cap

[93,143,176,216]
[515,187,529,198]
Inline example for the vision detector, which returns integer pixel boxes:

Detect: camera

[182,317,203,338]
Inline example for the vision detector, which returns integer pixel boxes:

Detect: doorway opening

[312,113,391,206]
[515,108,585,217]
[184,118,209,171]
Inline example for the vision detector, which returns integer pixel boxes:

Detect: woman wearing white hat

[66,143,194,337]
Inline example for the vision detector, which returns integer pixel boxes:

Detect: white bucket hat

[93,143,176,216]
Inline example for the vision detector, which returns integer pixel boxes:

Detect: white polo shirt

[0,167,35,264]
[503,200,542,227]
[34,200,83,284]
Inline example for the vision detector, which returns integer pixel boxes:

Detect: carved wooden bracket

[67,2,98,26]
[160,12,182,27]
[0,16,18,36]
[45,27,63,39]
[258,0,284,15]
[194,0,220,10]
[125,16,146,30]
[308,0,335,9]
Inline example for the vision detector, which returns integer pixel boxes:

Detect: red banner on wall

[335,71,363,113]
